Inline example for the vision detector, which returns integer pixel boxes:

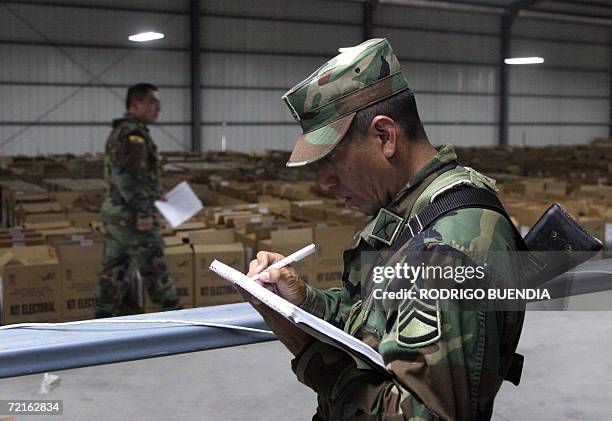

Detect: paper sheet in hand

[209,260,388,373]
[155,181,203,228]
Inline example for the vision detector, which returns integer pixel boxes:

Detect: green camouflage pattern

[102,115,162,219]
[95,222,181,317]
[96,115,180,317]
[282,38,410,167]
[294,145,525,420]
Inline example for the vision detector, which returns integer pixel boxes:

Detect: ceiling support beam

[363,0,378,40]
[190,0,202,152]
[498,0,545,146]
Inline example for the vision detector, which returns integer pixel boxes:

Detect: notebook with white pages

[209,259,389,374]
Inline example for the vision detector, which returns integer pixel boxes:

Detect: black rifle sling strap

[389,186,526,386]
[391,187,527,253]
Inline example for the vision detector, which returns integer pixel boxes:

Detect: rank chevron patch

[397,296,441,348]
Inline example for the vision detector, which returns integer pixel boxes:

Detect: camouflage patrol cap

[282,38,410,167]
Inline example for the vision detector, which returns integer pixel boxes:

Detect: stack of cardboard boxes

[0,144,611,325]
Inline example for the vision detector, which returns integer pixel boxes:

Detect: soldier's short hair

[345,90,425,142]
[126,83,158,110]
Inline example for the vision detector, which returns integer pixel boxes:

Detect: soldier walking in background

[95,83,181,318]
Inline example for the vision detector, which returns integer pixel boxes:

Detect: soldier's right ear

[371,116,397,159]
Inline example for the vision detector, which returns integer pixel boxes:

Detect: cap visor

[286,112,356,167]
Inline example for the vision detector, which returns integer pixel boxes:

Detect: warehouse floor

[0,311,610,420]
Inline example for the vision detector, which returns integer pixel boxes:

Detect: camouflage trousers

[95,222,181,318]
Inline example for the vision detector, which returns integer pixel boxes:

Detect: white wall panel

[425,126,498,147]
[0,86,121,122]
[148,125,191,151]
[403,62,497,93]
[374,28,498,64]
[202,125,301,152]
[1,1,609,155]
[202,17,361,55]
[0,45,189,85]
[512,39,608,69]
[1,3,189,48]
[375,5,499,34]
[0,124,190,156]
[94,50,189,85]
[201,89,291,123]
[203,0,361,24]
[510,98,608,124]
[417,95,498,123]
[0,45,90,84]
[0,126,108,155]
[201,53,323,89]
[514,18,610,44]
[509,126,608,146]
[0,86,189,122]
[509,68,608,96]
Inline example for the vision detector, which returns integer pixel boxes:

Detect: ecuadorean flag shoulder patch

[397,296,441,348]
[128,134,145,144]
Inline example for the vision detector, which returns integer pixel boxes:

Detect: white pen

[250,243,316,282]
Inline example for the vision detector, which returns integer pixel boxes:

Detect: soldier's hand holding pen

[239,250,313,355]
[247,251,307,306]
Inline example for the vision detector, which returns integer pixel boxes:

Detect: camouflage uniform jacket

[102,114,162,224]
[294,144,524,420]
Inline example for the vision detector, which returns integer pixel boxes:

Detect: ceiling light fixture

[129,32,165,42]
[504,57,544,65]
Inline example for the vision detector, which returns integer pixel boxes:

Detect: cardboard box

[259,228,316,286]
[578,216,605,259]
[37,227,90,240]
[0,228,46,248]
[193,243,244,306]
[301,203,329,223]
[17,201,63,214]
[279,182,318,201]
[49,191,82,208]
[164,236,184,247]
[224,214,274,230]
[257,197,291,217]
[146,244,194,312]
[46,232,103,248]
[23,220,72,230]
[522,179,548,198]
[290,200,325,221]
[235,231,257,264]
[0,182,47,227]
[0,228,37,238]
[503,202,549,232]
[312,225,354,290]
[68,211,100,228]
[325,207,367,230]
[544,179,567,197]
[0,235,45,249]
[23,213,69,224]
[213,210,253,226]
[188,228,235,245]
[55,242,102,321]
[174,221,207,232]
[0,245,63,324]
